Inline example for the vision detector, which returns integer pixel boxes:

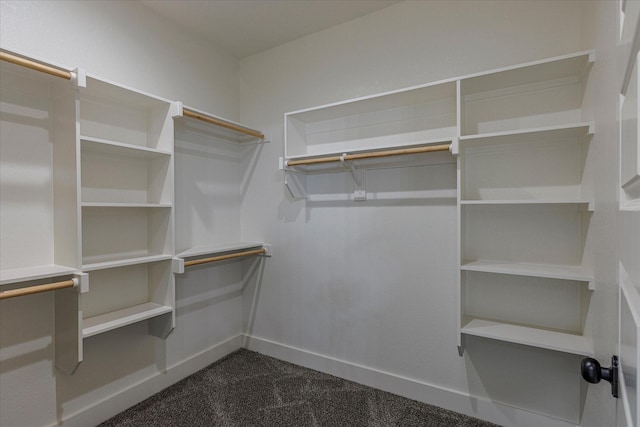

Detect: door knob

[581,355,619,398]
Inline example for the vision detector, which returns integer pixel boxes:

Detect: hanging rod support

[0,51,72,80]
[182,108,265,140]
[183,248,268,268]
[0,277,79,300]
[286,143,452,167]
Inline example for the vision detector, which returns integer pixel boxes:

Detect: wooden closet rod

[184,248,267,268]
[286,143,452,167]
[0,278,77,300]
[0,51,72,80]
[182,108,265,140]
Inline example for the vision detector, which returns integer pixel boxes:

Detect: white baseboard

[55,335,242,427]
[243,334,578,427]
[54,333,579,427]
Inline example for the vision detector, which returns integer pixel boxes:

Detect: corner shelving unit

[1,49,274,375]
[172,104,270,273]
[281,49,596,357]
[78,74,176,341]
[458,50,596,356]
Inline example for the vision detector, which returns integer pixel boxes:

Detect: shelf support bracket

[55,273,88,375]
[340,154,367,201]
[285,171,308,200]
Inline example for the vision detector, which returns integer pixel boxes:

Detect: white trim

[51,335,243,427]
[243,334,578,427]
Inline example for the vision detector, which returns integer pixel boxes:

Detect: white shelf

[460,51,594,136]
[460,50,594,96]
[174,104,265,144]
[82,202,172,208]
[459,122,594,146]
[0,264,77,286]
[461,200,593,211]
[461,317,593,356]
[177,242,265,259]
[83,74,173,112]
[82,254,173,271]
[461,259,593,288]
[82,302,173,338]
[285,81,457,158]
[81,136,171,159]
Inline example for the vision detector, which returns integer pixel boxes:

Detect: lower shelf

[461,317,593,356]
[82,253,173,271]
[82,302,173,338]
[461,259,593,289]
[177,242,264,259]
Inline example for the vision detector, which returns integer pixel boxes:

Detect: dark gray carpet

[99,349,500,427]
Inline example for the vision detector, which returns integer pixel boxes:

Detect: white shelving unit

[0,54,81,286]
[458,51,595,356]
[281,50,596,356]
[1,50,274,375]
[78,75,176,341]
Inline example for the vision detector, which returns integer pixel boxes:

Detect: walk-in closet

[0,1,638,426]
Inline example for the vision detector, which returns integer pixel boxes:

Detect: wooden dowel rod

[286,143,451,167]
[0,279,76,300]
[183,109,265,140]
[0,51,72,80]
[184,248,267,268]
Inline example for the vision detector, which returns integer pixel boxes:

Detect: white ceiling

[140,0,401,59]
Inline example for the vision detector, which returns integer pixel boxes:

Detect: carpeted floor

[99,349,500,427]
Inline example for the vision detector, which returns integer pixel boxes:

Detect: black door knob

[581,356,618,398]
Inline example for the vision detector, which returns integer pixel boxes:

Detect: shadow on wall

[279,156,457,223]
[0,286,55,375]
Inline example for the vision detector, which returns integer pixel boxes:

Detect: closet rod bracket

[450,137,459,156]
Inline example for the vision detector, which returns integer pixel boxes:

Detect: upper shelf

[284,50,594,158]
[80,136,172,159]
[460,50,594,97]
[0,265,78,286]
[173,103,266,144]
[460,51,594,136]
[459,122,594,147]
[285,81,457,159]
